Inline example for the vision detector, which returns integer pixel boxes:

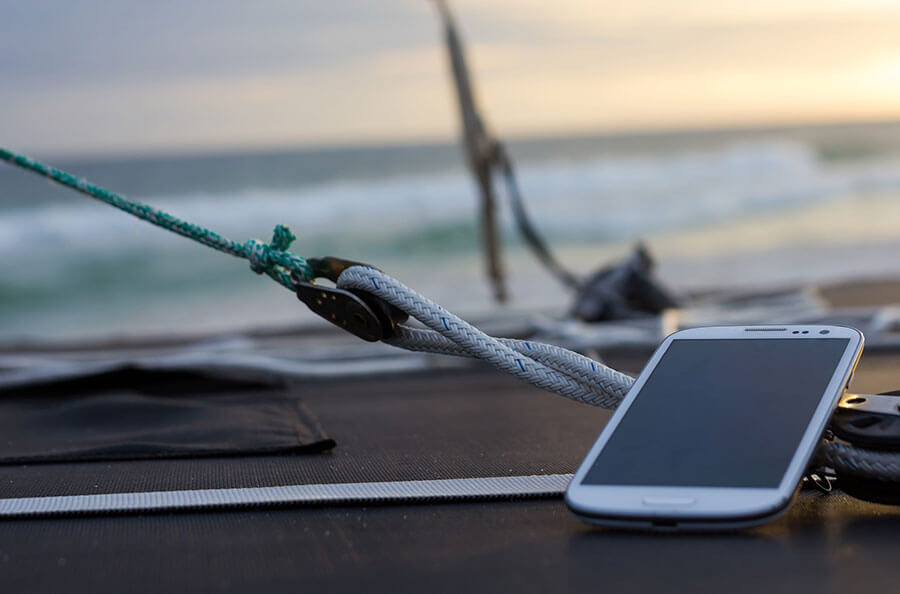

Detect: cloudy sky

[4,0,900,156]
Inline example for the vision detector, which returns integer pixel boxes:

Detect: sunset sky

[4,0,900,156]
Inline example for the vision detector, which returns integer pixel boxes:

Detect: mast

[435,0,507,302]
[434,1,580,301]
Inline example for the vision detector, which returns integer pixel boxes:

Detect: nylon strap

[0,474,572,517]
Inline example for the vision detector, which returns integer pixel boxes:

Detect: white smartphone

[566,325,864,531]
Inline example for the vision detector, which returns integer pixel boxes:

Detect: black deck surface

[1,347,899,593]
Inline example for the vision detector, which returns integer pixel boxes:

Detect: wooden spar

[435,0,507,302]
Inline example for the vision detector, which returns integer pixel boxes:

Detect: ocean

[2,121,900,343]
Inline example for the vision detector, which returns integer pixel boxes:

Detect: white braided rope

[338,267,633,406]
[337,266,900,485]
[386,325,633,408]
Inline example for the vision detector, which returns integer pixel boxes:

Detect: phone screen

[582,338,850,488]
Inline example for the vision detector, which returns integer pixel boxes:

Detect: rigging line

[0,147,313,288]
[495,145,582,290]
[340,265,637,406]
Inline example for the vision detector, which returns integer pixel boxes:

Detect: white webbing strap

[0,474,573,518]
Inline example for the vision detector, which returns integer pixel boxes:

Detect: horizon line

[25,114,900,164]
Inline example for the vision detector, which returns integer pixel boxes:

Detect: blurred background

[2,0,900,342]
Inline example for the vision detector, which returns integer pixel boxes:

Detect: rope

[496,144,581,290]
[816,442,900,483]
[338,266,633,406]
[2,146,899,487]
[0,148,313,287]
[387,325,633,408]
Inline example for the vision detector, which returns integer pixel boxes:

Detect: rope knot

[244,225,297,275]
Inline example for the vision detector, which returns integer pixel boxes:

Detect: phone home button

[642,496,696,507]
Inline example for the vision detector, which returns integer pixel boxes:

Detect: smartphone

[566,325,864,531]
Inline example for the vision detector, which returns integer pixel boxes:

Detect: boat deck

[1,279,899,593]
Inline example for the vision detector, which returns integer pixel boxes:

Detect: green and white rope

[0,147,313,288]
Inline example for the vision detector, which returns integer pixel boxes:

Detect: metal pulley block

[828,390,900,505]
[293,257,409,342]
[832,390,900,450]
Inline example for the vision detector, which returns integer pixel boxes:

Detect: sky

[4,0,900,157]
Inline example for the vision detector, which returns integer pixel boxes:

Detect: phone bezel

[565,325,864,526]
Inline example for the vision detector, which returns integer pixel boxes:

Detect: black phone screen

[582,338,850,488]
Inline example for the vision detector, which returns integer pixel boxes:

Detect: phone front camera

[819,329,830,335]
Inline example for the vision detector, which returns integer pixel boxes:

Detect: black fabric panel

[3,368,276,398]
[0,368,334,463]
